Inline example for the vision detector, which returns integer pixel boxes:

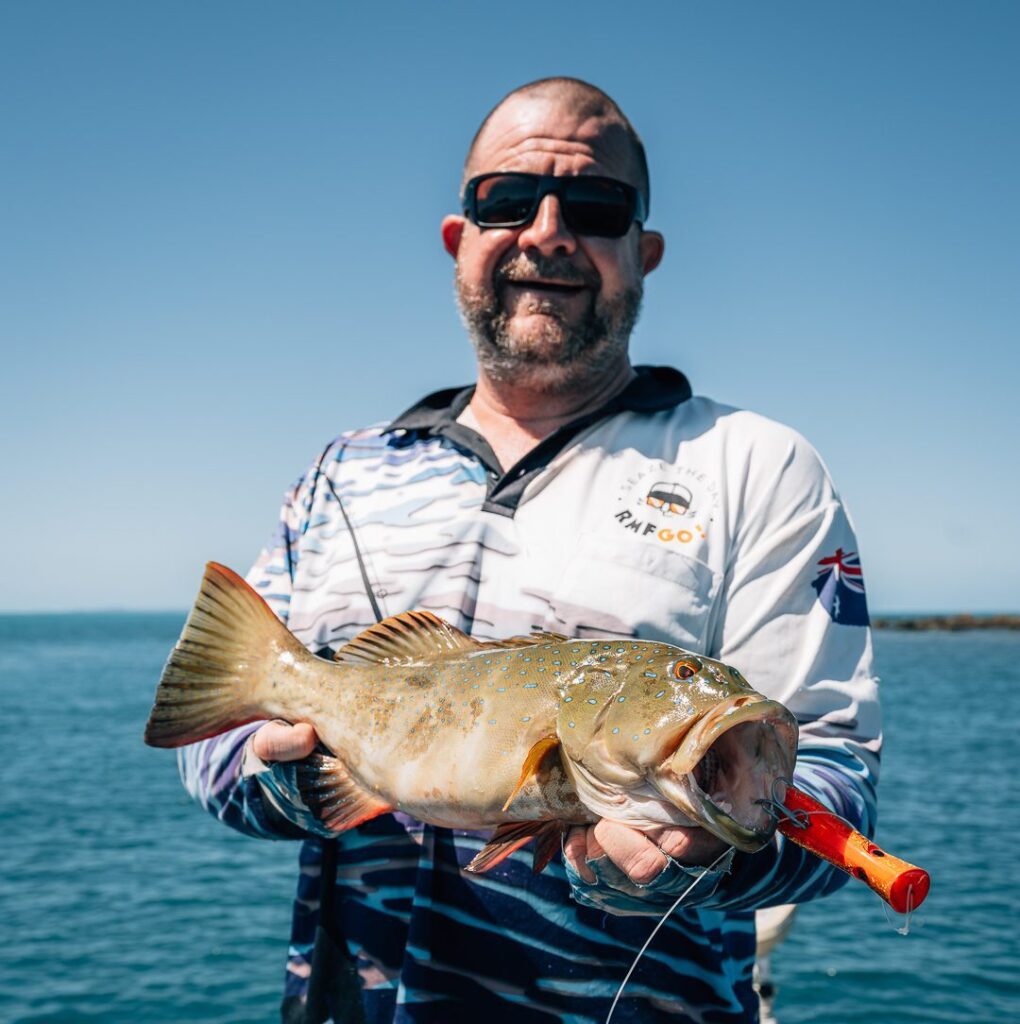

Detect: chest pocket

[543,533,721,651]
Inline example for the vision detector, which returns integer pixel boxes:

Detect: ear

[441,215,466,258]
[638,230,665,275]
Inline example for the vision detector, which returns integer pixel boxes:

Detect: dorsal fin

[335,618,572,666]
[477,630,570,649]
[334,610,484,665]
[506,630,570,646]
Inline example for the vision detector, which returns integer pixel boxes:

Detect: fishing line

[303,437,377,1024]
[605,848,732,1024]
[882,883,921,936]
[314,439,385,624]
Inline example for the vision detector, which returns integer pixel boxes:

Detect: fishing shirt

[179,365,881,1024]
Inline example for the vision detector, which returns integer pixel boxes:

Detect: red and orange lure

[776,785,930,914]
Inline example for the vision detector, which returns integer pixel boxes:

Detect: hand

[251,720,318,762]
[563,820,730,885]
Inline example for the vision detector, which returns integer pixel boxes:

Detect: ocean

[1,615,1017,1023]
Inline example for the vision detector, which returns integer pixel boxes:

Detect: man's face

[442,95,664,392]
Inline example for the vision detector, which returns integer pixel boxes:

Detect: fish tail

[144,562,306,748]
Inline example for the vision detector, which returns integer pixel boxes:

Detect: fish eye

[671,657,702,680]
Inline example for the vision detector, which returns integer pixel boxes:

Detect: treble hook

[755,777,810,829]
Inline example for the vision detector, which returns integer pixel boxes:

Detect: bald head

[464,77,650,212]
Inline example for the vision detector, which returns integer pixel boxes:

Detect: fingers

[648,825,729,866]
[593,820,668,885]
[563,825,601,883]
[565,821,732,888]
[252,720,318,762]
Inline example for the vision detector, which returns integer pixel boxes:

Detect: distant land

[1,610,1019,631]
[872,614,1020,631]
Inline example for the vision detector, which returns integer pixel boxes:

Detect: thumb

[252,720,318,762]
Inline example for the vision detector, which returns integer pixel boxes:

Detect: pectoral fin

[295,752,393,832]
[465,820,566,875]
[502,735,562,812]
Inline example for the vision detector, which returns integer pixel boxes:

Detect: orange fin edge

[295,752,393,832]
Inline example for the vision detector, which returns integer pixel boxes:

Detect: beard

[456,254,642,394]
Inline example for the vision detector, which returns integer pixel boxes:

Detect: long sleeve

[176,470,329,840]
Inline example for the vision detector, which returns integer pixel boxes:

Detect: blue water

[1,617,1017,1023]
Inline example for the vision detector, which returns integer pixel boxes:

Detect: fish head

[556,642,798,852]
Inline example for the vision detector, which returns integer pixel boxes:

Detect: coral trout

[145,562,799,871]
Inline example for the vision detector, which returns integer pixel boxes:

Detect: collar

[386,365,692,434]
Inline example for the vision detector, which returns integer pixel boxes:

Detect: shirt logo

[812,548,869,626]
[613,466,718,548]
[644,481,693,517]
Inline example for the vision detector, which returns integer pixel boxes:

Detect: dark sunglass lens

[475,176,538,226]
[563,179,635,237]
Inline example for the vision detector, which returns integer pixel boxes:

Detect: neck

[467,358,635,470]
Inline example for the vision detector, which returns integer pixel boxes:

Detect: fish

[144,562,799,871]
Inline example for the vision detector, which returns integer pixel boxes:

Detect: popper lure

[768,783,930,913]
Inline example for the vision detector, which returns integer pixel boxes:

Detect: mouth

[657,699,798,852]
[504,279,587,296]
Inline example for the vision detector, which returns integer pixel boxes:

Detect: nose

[515,194,578,257]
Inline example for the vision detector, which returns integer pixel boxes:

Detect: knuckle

[658,832,692,859]
[626,848,667,885]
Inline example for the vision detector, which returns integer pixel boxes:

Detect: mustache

[494,255,601,290]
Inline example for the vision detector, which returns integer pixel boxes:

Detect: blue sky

[2,1,1017,612]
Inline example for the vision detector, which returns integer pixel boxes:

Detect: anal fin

[295,752,393,832]
[464,819,565,875]
[531,821,567,874]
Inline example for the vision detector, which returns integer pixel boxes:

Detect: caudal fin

[144,562,302,748]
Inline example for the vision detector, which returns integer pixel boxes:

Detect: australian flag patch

[812,547,870,626]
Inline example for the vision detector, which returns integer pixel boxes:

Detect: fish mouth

[656,698,798,852]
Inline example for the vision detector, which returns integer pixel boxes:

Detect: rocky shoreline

[872,614,1020,631]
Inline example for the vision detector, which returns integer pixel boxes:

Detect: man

[180,78,880,1023]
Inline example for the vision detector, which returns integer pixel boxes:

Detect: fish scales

[145,563,799,868]
[331,651,568,824]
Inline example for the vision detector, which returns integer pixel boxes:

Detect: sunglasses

[462,173,648,238]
